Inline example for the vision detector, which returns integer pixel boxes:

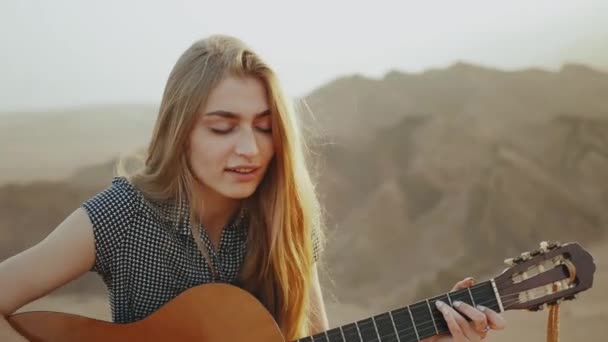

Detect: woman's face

[188,75,275,200]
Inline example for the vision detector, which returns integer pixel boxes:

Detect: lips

[225,167,259,174]
[225,166,261,182]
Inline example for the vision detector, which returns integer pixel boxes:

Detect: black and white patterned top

[82,176,319,324]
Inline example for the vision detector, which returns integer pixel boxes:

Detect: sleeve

[81,177,138,278]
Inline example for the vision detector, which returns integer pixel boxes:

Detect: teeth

[231,168,254,173]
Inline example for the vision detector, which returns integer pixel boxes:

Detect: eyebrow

[204,109,271,119]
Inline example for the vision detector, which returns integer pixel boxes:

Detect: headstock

[494,241,595,312]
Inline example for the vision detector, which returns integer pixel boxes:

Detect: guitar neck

[297,280,502,342]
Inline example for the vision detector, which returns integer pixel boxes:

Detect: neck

[197,186,241,234]
[295,280,502,342]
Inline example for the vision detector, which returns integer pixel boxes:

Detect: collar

[158,199,247,236]
[112,176,247,236]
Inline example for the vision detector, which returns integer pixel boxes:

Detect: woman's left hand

[422,277,507,342]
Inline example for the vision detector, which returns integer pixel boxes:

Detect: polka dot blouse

[82,176,319,323]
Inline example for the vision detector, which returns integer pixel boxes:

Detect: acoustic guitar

[8,241,595,342]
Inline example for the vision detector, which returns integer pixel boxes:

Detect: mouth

[224,167,261,182]
[224,167,260,174]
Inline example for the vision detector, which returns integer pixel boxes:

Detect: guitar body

[8,283,285,342]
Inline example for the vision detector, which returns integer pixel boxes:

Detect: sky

[1,0,607,113]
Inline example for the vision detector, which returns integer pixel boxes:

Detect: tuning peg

[520,251,532,261]
[528,303,546,312]
[540,241,548,250]
[504,256,526,266]
[540,240,561,251]
[504,250,539,266]
[530,248,544,257]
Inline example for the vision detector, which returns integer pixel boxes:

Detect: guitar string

[314,294,553,342]
[400,294,554,342]
[301,296,504,342]
[303,264,572,341]
[396,289,561,339]
[307,287,566,342]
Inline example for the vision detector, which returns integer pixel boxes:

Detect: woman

[0,35,505,341]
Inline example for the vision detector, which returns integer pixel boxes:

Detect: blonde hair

[119,34,324,339]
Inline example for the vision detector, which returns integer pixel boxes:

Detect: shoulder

[81,176,144,230]
[81,176,147,275]
[83,177,141,211]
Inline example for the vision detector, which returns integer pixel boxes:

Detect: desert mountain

[304,62,608,142]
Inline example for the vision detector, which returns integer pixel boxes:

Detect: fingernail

[477,305,487,312]
[435,300,446,309]
[453,301,462,308]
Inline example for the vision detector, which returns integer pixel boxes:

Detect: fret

[467,287,476,306]
[373,313,398,341]
[410,301,436,340]
[326,327,345,342]
[449,288,475,307]
[356,318,379,341]
[356,321,364,341]
[391,307,418,342]
[470,281,501,312]
[428,294,450,333]
[446,292,453,306]
[312,332,327,342]
[371,315,382,341]
[340,326,347,342]
[388,311,402,342]
[341,323,362,342]
[425,299,438,335]
[407,307,420,342]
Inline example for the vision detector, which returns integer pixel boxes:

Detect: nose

[234,127,260,157]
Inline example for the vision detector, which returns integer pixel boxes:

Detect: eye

[256,127,272,134]
[209,127,233,134]
[256,119,272,133]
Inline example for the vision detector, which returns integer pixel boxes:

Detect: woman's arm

[308,264,330,335]
[0,208,96,340]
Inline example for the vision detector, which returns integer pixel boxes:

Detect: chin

[222,185,258,199]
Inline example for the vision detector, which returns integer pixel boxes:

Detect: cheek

[188,132,231,177]
[260,136,275,160]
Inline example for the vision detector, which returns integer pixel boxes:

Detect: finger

[453,301,488,334]
[477,305,507,330]
[435,300,469,340]
[451,277,475,291]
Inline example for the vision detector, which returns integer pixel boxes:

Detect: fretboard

[296,280,501,342]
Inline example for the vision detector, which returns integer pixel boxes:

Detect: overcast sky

[1,0,607,113]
